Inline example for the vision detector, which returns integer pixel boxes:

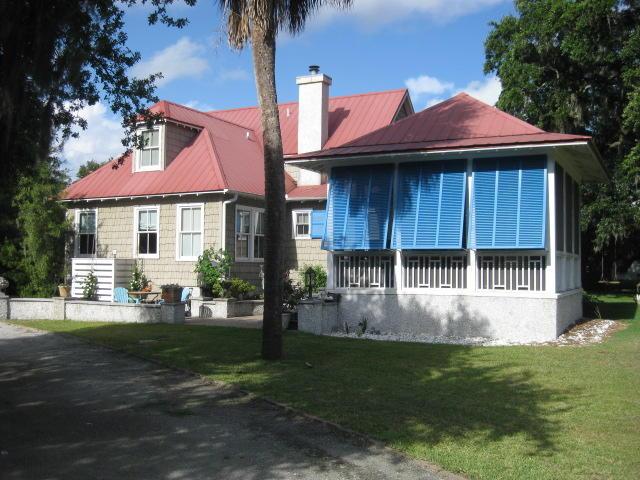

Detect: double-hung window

[135,207,159,257]
[292,210,311,239]
[77,210,97,256]
[176,204,203,260]
[235,207,264,261]
[254,211,265,259]
[137,128,162,171]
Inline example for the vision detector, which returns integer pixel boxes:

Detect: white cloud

[316,0,508,28]
[405,73,502,110]
[405,75,454,100]
[131,37,209,86]
[457,76,502,106]
[184,100,216,111]
[62,102,124,176]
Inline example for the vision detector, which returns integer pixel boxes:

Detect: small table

[128,291,161,304]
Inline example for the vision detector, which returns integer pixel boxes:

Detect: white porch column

[327,252,334,289]
[466,158,477,291]
[394,250,403,290]
[547,156,557,293]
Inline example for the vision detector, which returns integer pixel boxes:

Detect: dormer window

[135,125,165,172]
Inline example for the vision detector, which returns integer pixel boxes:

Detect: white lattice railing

[477,254,546,291]
[333,253,395,289]
[403,254,467,289]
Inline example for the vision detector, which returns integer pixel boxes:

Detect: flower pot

[162,286,182,304]
[58,285,70,298]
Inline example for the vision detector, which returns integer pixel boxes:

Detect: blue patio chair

[182,287,192,315]
[113,287,133,304]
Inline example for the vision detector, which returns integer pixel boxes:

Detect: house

[287,86,607,342]
[62,66,413,299]
[64,66,606,342]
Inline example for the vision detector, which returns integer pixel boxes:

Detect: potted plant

[81,270,99,301]
[194,248,232,298]
[161,284,182,303]
[282,274,304,329]
[58,264,71,297]
[223,277,256,300]
[129,260,149,292]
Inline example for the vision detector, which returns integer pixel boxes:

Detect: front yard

[13,294,640,479]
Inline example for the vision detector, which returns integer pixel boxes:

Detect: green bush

[301,264,327,293]
[81,270,98,300]
[128,260,148,291]
[223,278,256,299]
[194,248,232,297]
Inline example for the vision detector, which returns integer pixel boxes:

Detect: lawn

[13,294,640,479]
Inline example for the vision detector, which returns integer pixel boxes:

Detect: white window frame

[133,206,160,259]
[134,125,165,172]
[235,205,265,262]
[74,208,97,257]
[175,203,204,261]
[292,209,312,239]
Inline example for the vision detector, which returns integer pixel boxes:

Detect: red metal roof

[63,90,408,200]
[208,89,408,156]
[295,93,591,159]
[286,184,328,200]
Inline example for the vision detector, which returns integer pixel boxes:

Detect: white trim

[134,125,165,172]
[292,209,312,239]
[329,287,580,300]
[287,141,593,165]
[133,205,160,259]
[234,205,265,262]
[547,157,557,293]
[61,190,226,203]
[74,208,98,258]
[175,203,204,261]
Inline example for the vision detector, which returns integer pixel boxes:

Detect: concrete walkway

[186,314,263,329]
[0,322,453,480]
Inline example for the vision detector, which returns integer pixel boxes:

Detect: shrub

[81,269,98,300]
[194,248,232,297]
[129,260,148,291]
[301,264,327,293]
[223,278,256,299]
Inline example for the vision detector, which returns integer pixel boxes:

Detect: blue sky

[63,0,515,175]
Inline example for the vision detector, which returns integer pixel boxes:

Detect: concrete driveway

[0,322,452,480]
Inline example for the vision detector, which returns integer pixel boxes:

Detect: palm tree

[218,0,352,360]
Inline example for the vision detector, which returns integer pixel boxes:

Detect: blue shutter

[391,160,466,249]
[310,209,326,239]
[322,165,393,250]
[470,156,546,249]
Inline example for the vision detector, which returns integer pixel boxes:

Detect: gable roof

[208,89,409,156]
[63,90,409,201]
[294,93,591,159]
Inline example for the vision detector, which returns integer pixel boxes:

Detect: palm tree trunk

[251,24,284,360]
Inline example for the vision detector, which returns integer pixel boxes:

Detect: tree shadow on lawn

[49,316,572,461]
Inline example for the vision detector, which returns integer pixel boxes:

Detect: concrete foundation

[298,290,583,343]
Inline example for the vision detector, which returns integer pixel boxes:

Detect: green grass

[13,293,640,479]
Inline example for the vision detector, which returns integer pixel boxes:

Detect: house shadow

[325,293,568,454]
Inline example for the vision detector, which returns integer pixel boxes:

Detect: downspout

[220,191,239,251]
